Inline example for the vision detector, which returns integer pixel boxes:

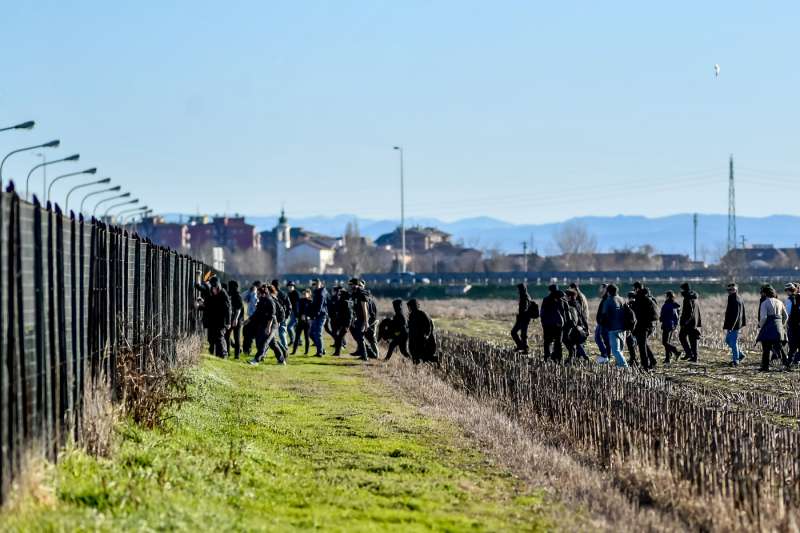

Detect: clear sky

[2,1,798,224]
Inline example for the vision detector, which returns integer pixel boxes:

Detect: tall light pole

[393,146,406,274]
[79,185,121,215]
[0,120,35,133]
[26,153,80,200]
[47,167,97,203]
[93,192,131,217]
[65,177,111,213]
[0,139,60,187]
[115,204,147,223]
[103,198,138,221]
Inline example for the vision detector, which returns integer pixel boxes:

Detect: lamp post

[103,198,138,222]
[25,153,80,200]
[114,204,147,224]
[93,192,131,217]
[79,185,121,215]
[0,139,60,187]
[47,167,97,203]
[65,177,111,213]
[0,121,35,133]
[393,146,406,274]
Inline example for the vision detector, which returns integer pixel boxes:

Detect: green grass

[2,352,554,532]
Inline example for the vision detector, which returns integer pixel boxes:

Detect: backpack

[526,299,540,320]
[623,303,637,331]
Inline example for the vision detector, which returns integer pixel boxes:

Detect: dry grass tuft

[2,451,56,512]
[116,335,200,429]
[81,369,119,458]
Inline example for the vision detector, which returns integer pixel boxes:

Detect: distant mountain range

[162,213,800,261]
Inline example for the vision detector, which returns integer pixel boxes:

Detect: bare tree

[337,220,380,276]
[554,221,598,255]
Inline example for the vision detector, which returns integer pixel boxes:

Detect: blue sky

[1,1,798,224]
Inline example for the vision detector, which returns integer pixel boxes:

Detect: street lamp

[114,204,147,223]
[0,121,35,133]
[0,139,60,186]
[124,207,151,224]
[79,185,121,214]
[47,167,97,203]
[393,146,406,274]
[93,192,131,217]
[26,153,80,200]
[64,177,111,213]
[103,198,138,221]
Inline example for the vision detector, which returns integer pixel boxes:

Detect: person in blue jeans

[722,283,746,366]
[599,284,628,368]
[594,284,609,359]
[309,278,329,356]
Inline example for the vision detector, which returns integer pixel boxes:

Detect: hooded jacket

[679,291,702,330]
[407,299,437,361]
[659,300,681,331]
[632,289,659,333]
[540,289,568,328]
[722,293,746,331]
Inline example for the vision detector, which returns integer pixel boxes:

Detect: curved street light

[93,192,131,217]
[0,139,60,186]
[103,198,139,220]
[116,204,147,219]
[65,177,111,213]
[0,121,35,133]
[26,153,80,200]
[79,185,121,214]
[47,167,97,203]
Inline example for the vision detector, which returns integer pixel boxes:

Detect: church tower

[275,208,291,274]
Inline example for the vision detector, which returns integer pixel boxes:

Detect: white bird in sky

[714,64,720,78]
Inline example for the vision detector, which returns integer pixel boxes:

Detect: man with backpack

[330,288,354,356]
[600,284,629,368]
[564,289,589,362]
[511,283,539,354]
[348,278,375,360]
[540,284,568,362]
[632,283,659,370]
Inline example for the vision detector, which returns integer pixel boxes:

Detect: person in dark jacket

[600,284,628,368]
[348,278,373,360]
[227,280,244,359]
[271,279,291,351]
[564,289,589,362]
[241,280,261,355]
[540,284,568,362]
[308,279,329,356]
[380,299,410,360]
[723,283,747,366]
[594,284,610,359]
[286,281,299,346]
[678,283,702,362]
[199,276,231,358]
[757,284,788,371]
[659,291,681,364]
[291,288,312,355]
[249,285,286,365]
[632,285,658,370]
[407,299,437,364]
[330,289,353,356]
[362,280,380,359]
[783,283,800,366]
[511,283,537,354]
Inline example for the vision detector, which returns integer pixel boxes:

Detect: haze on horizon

[2,1,798,224]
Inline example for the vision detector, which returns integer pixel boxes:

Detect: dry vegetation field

[375,292,800,530]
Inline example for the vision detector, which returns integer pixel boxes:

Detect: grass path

[2,352,553,532]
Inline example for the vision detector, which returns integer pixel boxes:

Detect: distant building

[187,215,261,251]
[137,217,190,249]
[721,245,800,269]
[375,226,451,253]
[259,210,340,274]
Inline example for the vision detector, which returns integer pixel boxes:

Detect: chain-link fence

[0,189,213,504]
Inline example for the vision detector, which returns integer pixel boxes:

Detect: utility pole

[740,235,747,249]
[521,241,528,272]
[727,154,736,251]
[693,213,698,262]
[393,146,406,274]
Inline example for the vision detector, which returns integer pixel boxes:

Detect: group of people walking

[195,275,438,365]
[510,281,800,372]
